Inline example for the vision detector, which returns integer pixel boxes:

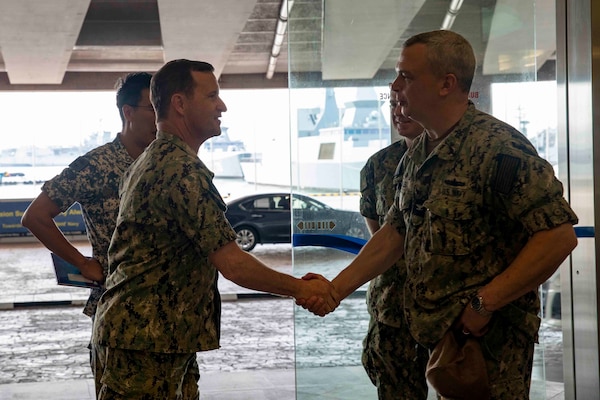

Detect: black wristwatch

[470,295,493,317]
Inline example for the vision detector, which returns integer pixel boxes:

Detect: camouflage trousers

[477,316,536,399]
[362,317,429,400]
[92,344,200,399]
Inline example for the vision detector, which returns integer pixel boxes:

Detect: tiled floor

[0,367,564,400]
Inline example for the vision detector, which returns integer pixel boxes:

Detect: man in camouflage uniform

[359,89,428,399]
[91,59,339,399]
[302,30,578,399]
[21,72,155,336]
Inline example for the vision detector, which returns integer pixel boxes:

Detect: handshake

[295,272,341,317]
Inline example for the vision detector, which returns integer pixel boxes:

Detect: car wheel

[235,226,258,252]
[345,225,366,239]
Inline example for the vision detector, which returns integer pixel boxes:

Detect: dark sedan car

[225,192,368,251]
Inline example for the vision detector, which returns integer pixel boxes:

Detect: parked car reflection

[225,192,368,251]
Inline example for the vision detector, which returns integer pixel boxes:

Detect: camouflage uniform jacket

[92,131,237,354]
[360,139,409,327]
[385,102,578,348]
[42,135,134,317]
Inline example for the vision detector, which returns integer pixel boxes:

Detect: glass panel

[289,1,562,399]
[0,91,121,201]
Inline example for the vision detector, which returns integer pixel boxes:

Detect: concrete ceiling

[0,0,556,90]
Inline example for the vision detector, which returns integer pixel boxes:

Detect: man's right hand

[296,272,340,316]
[79,257,104,283]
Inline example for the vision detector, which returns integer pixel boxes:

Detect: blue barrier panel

[574,226,594,238]
[0,199,86,237]
[294,226,594,255]
[293,233,367,255]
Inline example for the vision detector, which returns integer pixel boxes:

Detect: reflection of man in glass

[301,30,578,398]
[359,89,427,399]
[21,72,156,363]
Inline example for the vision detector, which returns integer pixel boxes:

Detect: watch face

[471,295,492,316]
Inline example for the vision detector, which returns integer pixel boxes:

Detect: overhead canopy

[0,0,557,89]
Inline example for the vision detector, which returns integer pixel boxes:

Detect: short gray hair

[403,30,476,93]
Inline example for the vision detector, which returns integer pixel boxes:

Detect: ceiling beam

[321,0,426,80]
[157,0,259,78]
[0,0,91,84]
[0,71,289,91]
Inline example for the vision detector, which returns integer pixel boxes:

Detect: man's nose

[390,75,403,91]
[218,98,228,112]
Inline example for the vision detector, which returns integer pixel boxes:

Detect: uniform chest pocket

[399,193,424,228]
[423,198,487,256]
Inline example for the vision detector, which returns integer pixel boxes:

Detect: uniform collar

[408,101,476,163]
[156,130,215,180]
[156,130,199,159]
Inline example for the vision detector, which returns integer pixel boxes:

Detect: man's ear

[122,104,134,122]
[440,73,458,96]
[171,93,186,115]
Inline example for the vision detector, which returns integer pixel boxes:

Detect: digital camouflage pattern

[360,141,407,228]
[360,139,409,327]
[42,135,134,317]
[92,344,199,399]
[385,102,578,396]
[92,131,237,354]
[361,320,429,400]
[480,312,536,398]
[359,139,428,400]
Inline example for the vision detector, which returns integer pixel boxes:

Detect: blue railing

[574,226,594,238]
[293,233,367,254]
[294,226,595,255]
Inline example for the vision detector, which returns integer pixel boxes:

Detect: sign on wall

[0,200,86,237]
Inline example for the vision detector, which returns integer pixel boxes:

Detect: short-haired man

[22,72,155,319]
[359,89,428,399]
[91,59,338,399]
[301,30,578,398]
